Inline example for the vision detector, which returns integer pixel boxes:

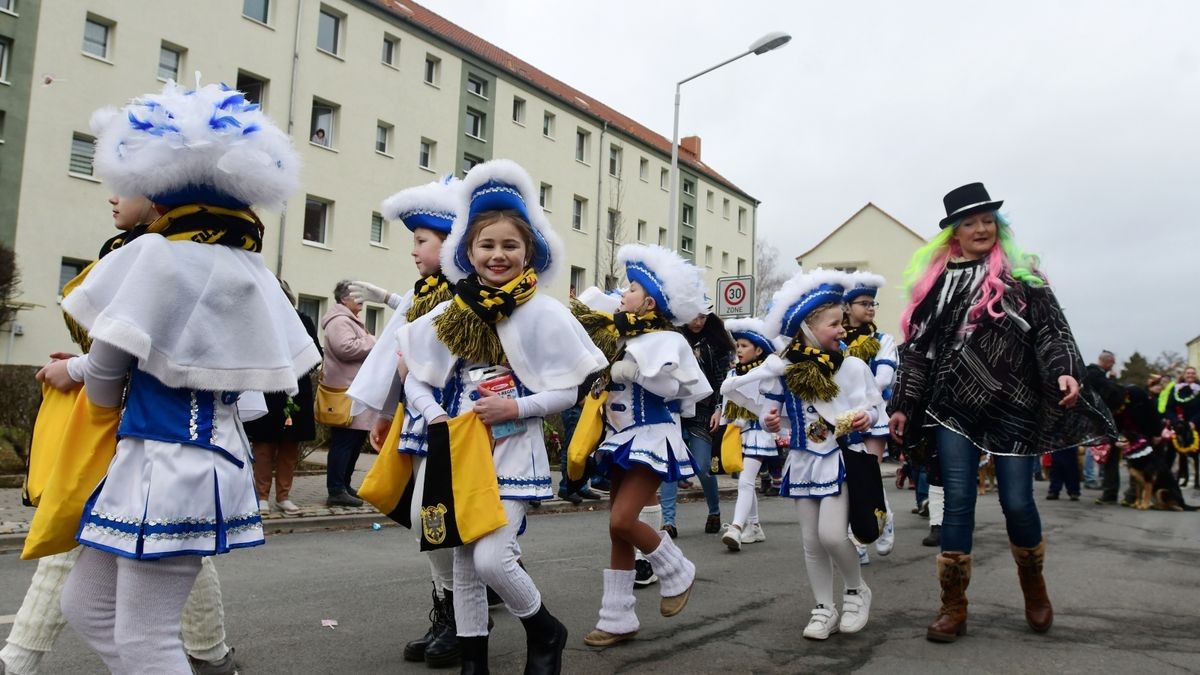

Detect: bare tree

[0,244,21,330]
[753,239,790,313]
[1152,350,1188,380]
[600,173,627,290]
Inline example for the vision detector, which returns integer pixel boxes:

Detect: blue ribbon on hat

[400,209,456,234]
[843,285,879,303]
[625,261,674,320]
[730,329,774,355]
[454,179,552,276]
[780,284,845,338]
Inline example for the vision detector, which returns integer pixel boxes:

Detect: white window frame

[572,197,586,232]
[512,97,526,125]
[375,121,392,156]
[658,227,667,246]
[68,132,95,177]
[680,236,693,253]
[542,111,555,138]
[466,73,488,99]
[683,178,695,196]
[575,129,590,163]
[241,0,270,25]
[608,145,622,177]
[303,196,332,245]
[636,219,646,243]
[418,138,435,170]
[737,257,747,275]
[462,152,482,174]
[704,245,713,268]
[539,183,552,211]
[722,198,731,219]
[381,34,399,67]
[82,15,112,61]
[706,190,714,211]
[310,98,337,148]
[370,211,385,245]
[722,251,730,272]
[606,209,619,242]
[465,108,486,141]
[423,54,441,86]
[738,207,747,233]
[659,168,669,190]
[0,38,10,83]
[316,6,343,56]
[157,42,184,82]
[682,204,694,227]
[570,266,587,295]
[364,305,382,335]
[236,70,268,108]
[639,157,649,182]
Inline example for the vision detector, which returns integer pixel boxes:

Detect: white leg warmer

[643,531,695,598]
[180,557,229,662]
[60,547,123,673]
[2,548,81,675]
[594,569,639,635]
[427,548,455,598]
[634,505,662,561]
[113,555,203,675]
[929,485,945,527]
[733,457,763,530]
[454,500,540,636]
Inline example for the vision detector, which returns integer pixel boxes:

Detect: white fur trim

[441,159,566,284]
[577,286,622,314]
[762,269,851,340]
[616,244,707,325]
[723,317,769,338]
[380,177,461,223]
[90,80,299,210]
[844,271,887,292]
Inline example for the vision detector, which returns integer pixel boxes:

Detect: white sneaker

[741,522,766,543]
[839,584,872,633]
[721,524,742,551]
[856,544,870,566]
[803,605,840,640]
[875,513,895,556]
[276,499,301,516]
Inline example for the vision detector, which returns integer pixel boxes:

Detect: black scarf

[149,204,265,252]
[433,269,538,364]
[407,272,453,322]
[782,338,844,401]
[613,311,672,339]
[735,355,766,376]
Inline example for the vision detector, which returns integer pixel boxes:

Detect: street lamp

[666,31,791,251]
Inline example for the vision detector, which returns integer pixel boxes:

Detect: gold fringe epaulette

[785,361,839,402]
[845,334,881,362]
[570,299,620,363]
[434,300,506,365]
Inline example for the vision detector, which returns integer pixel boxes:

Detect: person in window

[311,128,327,146]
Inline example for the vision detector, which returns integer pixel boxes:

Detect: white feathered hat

[724,317,775,355]
[843,271,886,303]
[762,269,850,340]
[442,159,566,284]
[381,175,460,235]
[617,244,707,325]
[89,78,299,210]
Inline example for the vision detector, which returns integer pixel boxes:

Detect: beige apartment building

[0,0,758,365]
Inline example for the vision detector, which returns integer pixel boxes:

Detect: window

[0,0,15,13]
[0,38,9,83]
[0,110,6,142]
[738,207,748,233]
[542,112,555,138]
[303,197,330,244]
[737,257,747,275]
[639,157,649,181]
[722,252,730,271]
[59,258,89,295]
[375,122,392,154]
[575,129,590,163]
[424,54,440,85]
[82,16,111,60]
[418,139,435,169]
[722,198,731,219]
[236,71,266,107]
[317,8,341,55]
[465,108,486,140]
[658,227,667,246]
[706,190,714,211]
[683,178,695,196]
[636,219,646,242]
[466,74,488,99]
[462,153,482,174]
[382,34,399,66]
[512,97,526,125]
[310,99,336,147]
[571,197,586,231]
[570,266,586,296]
[157,43,183,81]
[681,236,693,253]
[242,0,269,23]
[608,145,622,177]
[682,204,694,227]
[370,211,385,244]
[704,246,713,267]
[538,183,552,210]
[297,295,323,327]
[606,209,619,241]
[364,306,382,335]
[69,133,95,176]
[659,168,669,190]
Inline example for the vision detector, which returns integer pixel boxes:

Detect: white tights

[61,548,202,674]
[453,500,540,636]
[794,491,863,607]
[732,457,763,530]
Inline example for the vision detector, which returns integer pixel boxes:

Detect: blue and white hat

[617,244,707,325]
[724,317,775,355]
[89,78,299,210]
[442,159,565,284]
[381,175,459,235]
[843,271,886,304]
[763,269,850,340]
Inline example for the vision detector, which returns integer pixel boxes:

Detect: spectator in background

[311,128,328,146]
[320,279,378,507]
[1086,351,1127,504]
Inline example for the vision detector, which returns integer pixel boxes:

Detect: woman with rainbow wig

[887,182,1115,643]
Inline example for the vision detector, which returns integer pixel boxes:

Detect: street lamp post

[666,31,791,252]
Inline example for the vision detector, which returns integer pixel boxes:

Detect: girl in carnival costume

[721,270,881,640]
[345,178,461,667]
[582,244,713,647]
[717,317,779,551]
[841,272,898,562]
[887,182,1115,642]
[398,159,608,674]
[49,79,319,674]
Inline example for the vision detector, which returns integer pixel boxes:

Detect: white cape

[347,291,412,416]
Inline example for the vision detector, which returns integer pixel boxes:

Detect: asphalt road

[2,483,1198,674]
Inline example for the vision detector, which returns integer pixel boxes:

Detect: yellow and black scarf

[783,338,843,401]
[434,268,538,364]
[569,301,672,364]
[843,320,880,362]
[407,272,453,322]
[722,356,767,422]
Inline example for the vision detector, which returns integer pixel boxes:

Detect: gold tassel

[785,361,840,401]
[434,301,506,364]
[846,335,881,362]
[570,299,621,363]
[723,401,759,422]
[408,282,453,322]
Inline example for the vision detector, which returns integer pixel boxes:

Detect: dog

[1123,435,1197,511]
[977,453,996,495]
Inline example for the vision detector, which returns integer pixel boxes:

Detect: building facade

[795,203,927,338]
[0,0,758,365]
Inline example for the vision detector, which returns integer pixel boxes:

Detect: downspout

[276,0,305,276]
[592,120,609,286]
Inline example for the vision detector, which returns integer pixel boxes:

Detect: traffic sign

[716,275,755,317]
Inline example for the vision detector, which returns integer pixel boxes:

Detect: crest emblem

[806,420,830,444]
[421,503,448,545]
[711,456,721,474]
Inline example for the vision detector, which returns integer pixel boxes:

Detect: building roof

[369,0,758,204]
[795,202,927,261]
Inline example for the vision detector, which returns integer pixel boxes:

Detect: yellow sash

[419,412,508,550]
[567,391,608,481]
[713,424,744,475]
[357,403,416,526]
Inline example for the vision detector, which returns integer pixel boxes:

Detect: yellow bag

[314,381,352,427]
[23,386,120,560]
[715,424,744,475]
[567,391,608,481]
[358,403,416,527]
[23,384,80,507]
[419,412,507,550]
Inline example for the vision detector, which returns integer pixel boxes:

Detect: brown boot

[926,552,971,643]
[1011,539,1053,632]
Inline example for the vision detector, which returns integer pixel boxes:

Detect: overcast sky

[421,0,1199,367]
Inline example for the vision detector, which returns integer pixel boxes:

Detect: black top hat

[939,182,1003,229]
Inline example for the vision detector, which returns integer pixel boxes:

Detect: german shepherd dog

[1124,434,1197,511]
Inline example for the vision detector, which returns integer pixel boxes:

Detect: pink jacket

[320,303,378,430]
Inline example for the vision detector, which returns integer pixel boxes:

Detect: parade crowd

[3,79,1192,675]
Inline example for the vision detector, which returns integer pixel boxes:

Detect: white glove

[609,360,638,384]
[348,281,400,309]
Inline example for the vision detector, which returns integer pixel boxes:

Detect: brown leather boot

[926,552,971,643]
[1011,539,1053,632]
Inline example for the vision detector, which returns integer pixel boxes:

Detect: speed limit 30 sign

[716,275,755,317]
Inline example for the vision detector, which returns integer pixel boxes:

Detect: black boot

[459,635,489,675]
[425,589,462,668]
[520,604,567,675]
[404,586,444,662]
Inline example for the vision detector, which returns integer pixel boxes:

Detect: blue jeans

[1049,448,1081,497]
[557,405,583,494]
[660,426,720,525]
[916,467,929,506]
[327,427,367,495]
[937,427,1041,554]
